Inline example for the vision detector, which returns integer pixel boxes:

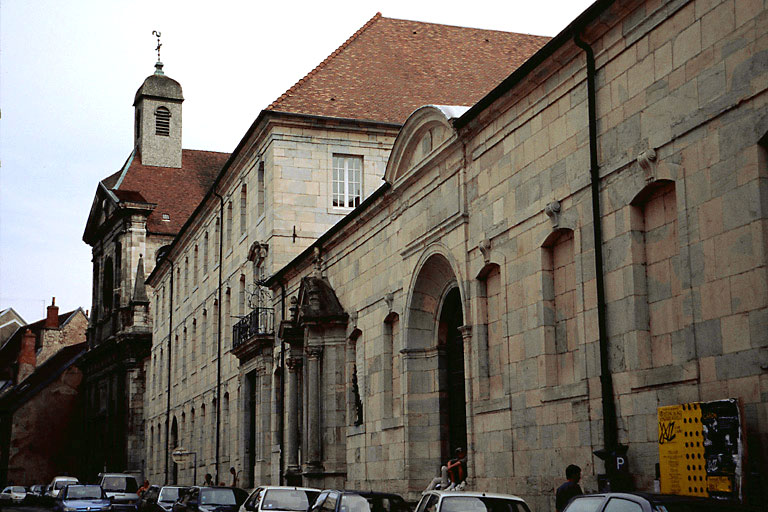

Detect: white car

[99,473,141,511]
[0,486,27,505]
[240,486,321,512]
[415,491,532,512]
[47,476,80,500]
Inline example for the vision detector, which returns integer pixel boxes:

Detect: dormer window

[162,213,170,221]
[155,107,171,136]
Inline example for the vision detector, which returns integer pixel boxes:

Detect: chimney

[17,329,36,383]
[45,297,59,329]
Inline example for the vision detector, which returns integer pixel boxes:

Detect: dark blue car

[54,484,112,512]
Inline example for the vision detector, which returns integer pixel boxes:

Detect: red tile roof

[267,13,550,124]
[110,149,229,235]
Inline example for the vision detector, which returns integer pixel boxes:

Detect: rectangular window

[332,155,362,208]
[240,185,247,235]
[257,162,265,216]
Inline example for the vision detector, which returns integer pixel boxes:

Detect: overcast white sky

[0,0,594,323]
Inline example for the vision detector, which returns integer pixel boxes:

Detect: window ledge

[347,424,366,437]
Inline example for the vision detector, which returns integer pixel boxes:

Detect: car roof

[260,486,320,491]
[101,473,137,478]
[422,491,526,501]
[327,490,405,498]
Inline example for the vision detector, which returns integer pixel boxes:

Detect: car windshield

[201,489,236,506]
[159,487,181,502]
[55,480,78,490]
[440,497,530,512]
[67,486,104,500]
[341,495,373,512]
[102,477,138,493]
[262,489,317,511]
[562,497,604,512]
[11,487,25,493]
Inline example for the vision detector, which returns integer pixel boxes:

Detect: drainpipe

[574,32,619,482]
[213,190,225,483]
[165,258,175,485]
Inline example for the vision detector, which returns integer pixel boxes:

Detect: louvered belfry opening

[155,106,171,136]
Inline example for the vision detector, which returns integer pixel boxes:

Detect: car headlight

[63,507,77,512]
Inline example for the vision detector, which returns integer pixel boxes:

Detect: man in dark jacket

[555,464,583,512]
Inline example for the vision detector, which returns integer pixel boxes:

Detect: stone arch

[404,245,466,350]
[403,245,468,488]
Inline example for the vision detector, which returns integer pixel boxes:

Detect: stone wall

[146,116,397,486]
[266,0,768,508]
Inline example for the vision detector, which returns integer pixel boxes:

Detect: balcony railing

[233,307,275,350]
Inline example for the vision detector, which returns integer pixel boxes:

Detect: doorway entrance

[438,286,467,461]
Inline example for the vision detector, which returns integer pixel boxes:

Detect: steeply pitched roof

[0,342,87,413]
[0,309,79,369]
[267,13,550,124]
[107,149,229,235]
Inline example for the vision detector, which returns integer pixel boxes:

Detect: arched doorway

[170,417,178,484]
[404,251,467,486]
[438,287,467,461]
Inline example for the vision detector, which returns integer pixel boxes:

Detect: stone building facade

[0,300,88,485]
[144,14,549,488]
[82,62,229,481]
[261,0,768,509]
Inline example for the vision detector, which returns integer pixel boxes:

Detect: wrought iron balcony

[232,307,274,350]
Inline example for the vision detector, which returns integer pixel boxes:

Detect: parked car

[99,473,141,512]
[415,491,531,512]
[52,484,112,512]
[240,486,321,512]
[0,486,27,506]
[173,486,240,512]
[562,492,761,512]
[138,485,161,512]
[47,476,80,502]
[141,485,186,512]
[310,490,411,512]
[27,484,45,505]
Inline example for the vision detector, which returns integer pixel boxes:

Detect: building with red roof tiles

[0,299,88,486]
[82,61,229,482]
[144,14,549,488]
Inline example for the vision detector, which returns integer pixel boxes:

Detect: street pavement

[2,506,49,512]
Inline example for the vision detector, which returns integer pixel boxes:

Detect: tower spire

[152,30,164,75]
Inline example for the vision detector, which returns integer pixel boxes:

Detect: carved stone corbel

[545,200,561,228]
[637,148,657,183]
[384,292,394,312]
[478,238,491,265]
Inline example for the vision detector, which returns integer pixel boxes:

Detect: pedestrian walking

[555,464,583,512]
[229,467,239,488]
[203,473,214,486]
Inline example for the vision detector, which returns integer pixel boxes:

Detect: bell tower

[133,32,183,168]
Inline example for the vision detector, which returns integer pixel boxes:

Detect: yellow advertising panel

[658,399,742,501]
[658,403,707,496]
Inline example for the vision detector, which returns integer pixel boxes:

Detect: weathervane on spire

[152,30,162,62]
